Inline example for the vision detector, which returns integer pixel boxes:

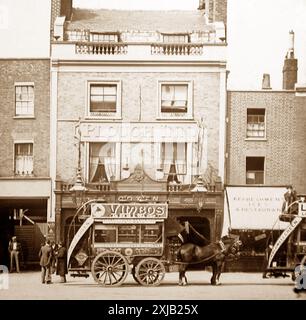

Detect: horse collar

[219,240,226,252]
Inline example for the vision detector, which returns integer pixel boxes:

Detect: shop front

[223,186,288,272]
[0,178,52,267]
[55,165,224,256]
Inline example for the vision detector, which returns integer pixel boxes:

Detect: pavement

[0,270,304,300]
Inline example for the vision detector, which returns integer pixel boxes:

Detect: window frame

[157,81,193,120]
[14,141,34,176]
[245,156,265,185]
[86,80,122,119]
[14,82,35,118]
[89,32,119,43]
[246,108,266,140]
[162,33,190,43]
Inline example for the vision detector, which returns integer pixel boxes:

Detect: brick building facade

[0,0,52,267]
[225,32,306,271]
[50,0,228,248]
[0,59,51,266]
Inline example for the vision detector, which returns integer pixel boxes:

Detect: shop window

[88,82,121,118]
[14,143,33,176]
[246,157,265,184]
[162,142,187,184]
[247,108,265,138]
[158,82,193,119]
[89,142,116,183]
[15,84,34,116]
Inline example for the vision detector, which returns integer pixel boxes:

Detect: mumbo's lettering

[91,203,168,219]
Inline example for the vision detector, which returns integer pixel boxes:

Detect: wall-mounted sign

[225,187,288,230]
[118,195,159,203]
[91,203,168,219]
[80,122,198,143]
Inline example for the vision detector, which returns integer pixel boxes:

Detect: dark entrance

[0,208,14,267]
[0,199,48,268]
[177,216,211,241]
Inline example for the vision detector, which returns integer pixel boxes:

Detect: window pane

[161,84,188,113]
[90,84,117,114]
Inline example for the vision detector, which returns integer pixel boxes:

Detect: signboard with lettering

[268,215,303,267]
[80,122,198,143]
[226,187,288,230]
[91,203,168,220]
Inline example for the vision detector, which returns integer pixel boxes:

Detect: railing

[76,42,128,55]
[167,184,183,192]
[61,182,110,192]
[151,43,204,56]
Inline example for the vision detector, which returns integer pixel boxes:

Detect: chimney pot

[262,73,271,90]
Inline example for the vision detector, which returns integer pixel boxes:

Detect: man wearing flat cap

[8,236,21,273]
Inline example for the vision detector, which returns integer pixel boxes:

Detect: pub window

[246,157,265,184]
[89,142,116,183]
[247,108,265,138]
[161,142,187,184]
[14,143,33,176]
[158,81,193,119]
[15,84,34,116]
[88,81,121,118]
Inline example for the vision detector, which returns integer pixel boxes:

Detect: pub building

[50,0,228,249]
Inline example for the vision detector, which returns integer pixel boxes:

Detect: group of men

[8,236,68,284]
[39,240,68,284]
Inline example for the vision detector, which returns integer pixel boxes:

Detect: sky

[73,0,306,90]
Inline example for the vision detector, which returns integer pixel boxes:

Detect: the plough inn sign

[79,122,198,143]
[91,203,168,219]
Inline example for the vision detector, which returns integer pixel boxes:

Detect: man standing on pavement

[8,236,21,273]
[39,240,52,284]
[56,241,68,283]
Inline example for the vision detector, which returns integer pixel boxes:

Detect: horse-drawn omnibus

[67,199,241,287]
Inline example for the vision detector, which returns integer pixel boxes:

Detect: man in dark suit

[39,240,52,284]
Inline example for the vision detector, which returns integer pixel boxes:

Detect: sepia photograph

[0,0,306,306]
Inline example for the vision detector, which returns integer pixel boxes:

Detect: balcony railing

[151,43,204,56]
[76,42,128,55]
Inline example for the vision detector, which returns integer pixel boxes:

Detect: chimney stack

[198,0,205,10]
[262,74,271,90]
[282,30,298,90]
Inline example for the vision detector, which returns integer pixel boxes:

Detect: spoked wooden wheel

[135,258,165,286]
[91,251,129,287]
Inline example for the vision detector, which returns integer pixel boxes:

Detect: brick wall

[292,95,306,193]
[0,59,50,177]
[56,71,222,181]
[226,91,306,193]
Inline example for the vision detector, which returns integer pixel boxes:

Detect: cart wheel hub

[148,270,154,275]
[107,266,113,272]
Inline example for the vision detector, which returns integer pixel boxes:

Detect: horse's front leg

[178,265,188,286]
[210,262,218,285]
[215,261,224,286]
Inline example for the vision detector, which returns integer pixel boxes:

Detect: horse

[177,234,242,286]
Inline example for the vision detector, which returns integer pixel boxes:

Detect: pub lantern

[70,167,87,208]
[191,176,208,212]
